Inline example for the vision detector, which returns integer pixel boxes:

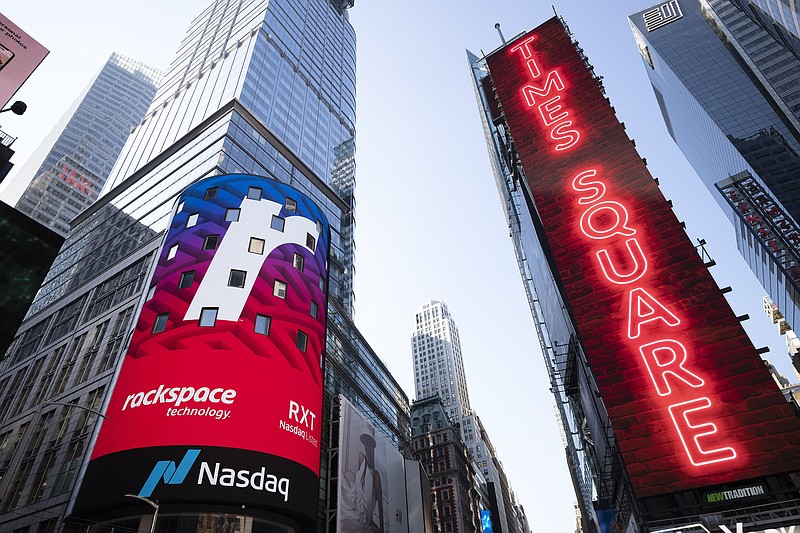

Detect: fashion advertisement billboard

[337,396,409,533]
[0,13,48,108]
[74,174,329,523]
[485,18,800,498]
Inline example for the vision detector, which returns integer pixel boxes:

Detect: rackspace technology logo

[138,449,290,501]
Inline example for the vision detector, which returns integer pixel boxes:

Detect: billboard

[74,175,330,523]
[0,13,49,108]
[485,18,800,497]
[337,396,409,533]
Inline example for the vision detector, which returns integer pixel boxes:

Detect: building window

[186,213,199,227]
[274,280,287,299]
[167,244,178,260]
[204,187,218,201]
[228,269,247,288]
[152,313,169,333]
[306,233,316,249]
[293,252,304,271]
[177,200,184,212]
[203,234,220,250]
[271,215,285,232]
[146,285,156,301]
[285,197,297,213]
[247,186,262,200]
[296,330,308,352]
[178,270,195,289]
[199,308,218,327]
[249,237,265,254]
[310,300,318,319]
[225,208,240,222]
[255,314,271,335]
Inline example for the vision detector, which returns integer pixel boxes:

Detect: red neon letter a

[627,288,680,339]
[669,397,737,466]
[639,339,704,396]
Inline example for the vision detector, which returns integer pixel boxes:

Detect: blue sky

[0,2,793,530]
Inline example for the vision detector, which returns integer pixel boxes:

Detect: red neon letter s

[551,121,580,151]
[627,288,680,338]
[669,397,737,466]
[639,339,704,396]
[597,238,648,285]
[571,169,605,205]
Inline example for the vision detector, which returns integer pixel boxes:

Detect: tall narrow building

[10,53,162,235]
[629,0,800,345]
[412,300,471,421]
[471,12,800,532]
[0,1,413,532]
[411,300,529,533]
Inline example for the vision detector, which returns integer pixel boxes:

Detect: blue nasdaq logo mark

[139,449,201,497]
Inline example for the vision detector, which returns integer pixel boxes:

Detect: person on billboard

[340,431,385,533]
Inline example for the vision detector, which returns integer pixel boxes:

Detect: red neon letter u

[596,238,648,285]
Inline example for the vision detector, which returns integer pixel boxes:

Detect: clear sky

[0,2,794,531]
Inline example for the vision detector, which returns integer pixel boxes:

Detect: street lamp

[43,399,107,419]
[0,101,27,115]
[124,493,159,533]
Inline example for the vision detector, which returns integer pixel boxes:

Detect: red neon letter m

[669,397,737,466]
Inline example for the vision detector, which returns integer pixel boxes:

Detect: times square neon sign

[509,36,738,467]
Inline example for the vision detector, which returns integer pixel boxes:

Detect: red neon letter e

[669,397,737,466]
[640,339,704,396]
[628,288,680,339]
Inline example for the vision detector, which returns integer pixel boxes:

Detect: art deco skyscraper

[0,1,412,532]
[411,300,528,533]
[412,300,471,421]
[11,53,162,235]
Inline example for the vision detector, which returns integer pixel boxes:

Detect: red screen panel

[486,17,800,498]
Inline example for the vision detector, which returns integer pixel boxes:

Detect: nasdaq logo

[139,449,201,497]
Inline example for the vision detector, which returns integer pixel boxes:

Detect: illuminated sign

[74,175,329,523]
[486,18,800,497]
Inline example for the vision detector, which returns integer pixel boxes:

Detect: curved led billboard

[485,18,800,497]
[74,174,329,523]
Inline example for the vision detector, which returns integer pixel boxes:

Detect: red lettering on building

[510,36,580,151]
[570,166,736,466]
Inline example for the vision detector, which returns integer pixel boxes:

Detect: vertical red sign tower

[486,17,800,497]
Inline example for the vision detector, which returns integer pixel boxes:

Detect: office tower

[0,0,414,532]
[411,300,528,533]
[471,14,800,532]
[410,396,482,533]
[728,0,800,58]
[629,0,800,341]
[11,53,162,236]
[412,301,471,421]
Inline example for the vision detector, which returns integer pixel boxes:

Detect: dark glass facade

[631,0,800,339]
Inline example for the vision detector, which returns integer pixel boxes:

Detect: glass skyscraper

[11,53,162,236]
[630,0,800,344]
[0,1,410,532]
